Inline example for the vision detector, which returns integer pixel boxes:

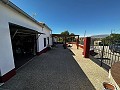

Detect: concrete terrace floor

[0,44,109,90]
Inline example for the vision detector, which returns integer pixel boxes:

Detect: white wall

[53,37,58,42]
[38,27,52,51]
[43,27,52,45]
[0,2,52,76]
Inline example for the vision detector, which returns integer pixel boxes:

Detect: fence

[90,38,120,70]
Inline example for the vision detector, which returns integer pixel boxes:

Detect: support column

[65,37,66,44]
[83,37,91,58]
[77,36,79,49]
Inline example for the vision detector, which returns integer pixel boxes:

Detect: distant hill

[90,34,109,38]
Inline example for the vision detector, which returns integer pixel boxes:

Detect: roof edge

[1,0,49,29]
[39,22,52,31]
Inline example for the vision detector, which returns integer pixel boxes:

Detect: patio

[0,44,109,90]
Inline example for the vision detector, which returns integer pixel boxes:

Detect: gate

[90,36,120,70]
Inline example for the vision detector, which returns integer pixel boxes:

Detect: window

[44,38,46,47]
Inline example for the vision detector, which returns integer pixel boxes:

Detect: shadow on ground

[1,44,96,90]
[89,55,111,72]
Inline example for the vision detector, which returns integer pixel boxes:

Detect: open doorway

[9,23,38,69]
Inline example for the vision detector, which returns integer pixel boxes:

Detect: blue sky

[10,0,120,36]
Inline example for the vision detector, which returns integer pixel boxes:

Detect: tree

[61,30,69,35]
[102,34,120,45]
[70,33,75,35]
[70,33,75,42]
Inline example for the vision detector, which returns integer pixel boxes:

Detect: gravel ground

[69,44,110,90]
[0,44,109,90]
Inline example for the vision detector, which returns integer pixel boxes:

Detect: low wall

[79,44,84,49]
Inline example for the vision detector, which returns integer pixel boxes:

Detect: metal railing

[90,39,120,70]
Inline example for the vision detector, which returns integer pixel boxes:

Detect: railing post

[101,40,105,67]
[76,36,79,49]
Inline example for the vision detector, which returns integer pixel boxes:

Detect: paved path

[0,44,109,90]
[69,44,109,90]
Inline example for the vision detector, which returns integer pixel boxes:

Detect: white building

[0,0,52,83]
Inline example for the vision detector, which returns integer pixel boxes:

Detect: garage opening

[9,23,42,69]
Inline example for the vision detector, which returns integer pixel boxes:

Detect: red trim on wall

[37,47,48,55]
[79,44,84,49]
[0,69,16,83]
